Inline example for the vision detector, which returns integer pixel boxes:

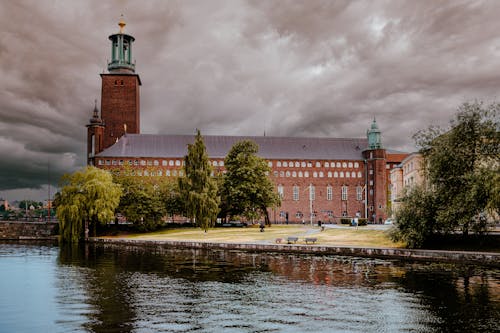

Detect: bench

[304,237,317,244]
[287,236,299,244]
[275,238,283,243]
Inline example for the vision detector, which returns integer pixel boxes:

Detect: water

[0,242,498,333]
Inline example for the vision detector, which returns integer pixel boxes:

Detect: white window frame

[293,186,299,201]
[341,186,348,201]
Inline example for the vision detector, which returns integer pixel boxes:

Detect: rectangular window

[327,186,333,201]
[310,185,315,201]
[356,186,363,201]
[278,185,284,199]
[293,186,299,201]
[341,186,348,201]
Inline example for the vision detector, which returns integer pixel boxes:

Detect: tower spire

[118,14,126,33]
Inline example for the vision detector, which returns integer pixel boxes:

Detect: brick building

[88,20,408,223]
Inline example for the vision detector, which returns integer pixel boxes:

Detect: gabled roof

[96,134,369,160]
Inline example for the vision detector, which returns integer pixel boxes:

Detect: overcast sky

[1,0,499,202]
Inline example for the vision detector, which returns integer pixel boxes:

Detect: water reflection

[53,243,499,333]
[0,241,498,332]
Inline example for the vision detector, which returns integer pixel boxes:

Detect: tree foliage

[221,140,280,225]
[114,170,183,231]
[178,130,220,232]
[393,102,499,247]
[57,166,122,243]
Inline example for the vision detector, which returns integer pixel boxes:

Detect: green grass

[104,225,404,248]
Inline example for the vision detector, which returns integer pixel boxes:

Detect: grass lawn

[104,225,405,248]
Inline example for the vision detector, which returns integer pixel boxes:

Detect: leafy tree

[159,180,184,220]
[393,102,499,247]
[178,130,220,232]
[113,171,181,231]
[19,200,43,210]
[57,166,122,243]
[221,140,280,226]
[391,186,439,248]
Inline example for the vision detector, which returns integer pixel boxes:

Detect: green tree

[19,200,42,210]
[221,140,280,226]
[390,186,439,248]
[178,130,220,232]
[114,171,181,231]
[57,166,122,243]
[393,102,499,247]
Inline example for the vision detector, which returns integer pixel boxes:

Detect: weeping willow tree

[178,130,220,232]
[57,166,122,243]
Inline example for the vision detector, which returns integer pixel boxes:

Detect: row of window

[274,161,360,168]
[99,159,194,167]
[273,170,363,179]
[97,159,364,169]
[278,185,364,201]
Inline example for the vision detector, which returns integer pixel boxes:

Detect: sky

[1,0,500,202]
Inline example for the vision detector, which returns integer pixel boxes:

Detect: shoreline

[91,237,500,267]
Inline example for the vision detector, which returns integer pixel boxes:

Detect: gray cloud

[1,0,499,200]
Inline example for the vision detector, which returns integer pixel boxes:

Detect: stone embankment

[92,238,500,267]
[0,221,58,240]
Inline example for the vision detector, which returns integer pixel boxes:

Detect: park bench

[287,236,299,244]
[304,237,317,244]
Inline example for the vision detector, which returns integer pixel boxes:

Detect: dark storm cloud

[1,0,500,199]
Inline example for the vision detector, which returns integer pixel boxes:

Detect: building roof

[97,134,369,160]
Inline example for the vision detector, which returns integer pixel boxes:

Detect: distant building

[390,152,424,216]
[88,19,408,223]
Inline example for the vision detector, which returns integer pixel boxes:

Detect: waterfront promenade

[94,224,500,267]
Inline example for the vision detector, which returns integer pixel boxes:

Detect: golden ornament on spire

[118,15,126,33]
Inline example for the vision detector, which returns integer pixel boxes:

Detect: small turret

[367,118,382,149]
[86,100,105,165]
[88,100,103,125]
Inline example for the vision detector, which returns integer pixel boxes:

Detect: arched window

[278,184,284,199]
[356,186,363,201]
[327,185,333,201]
[341,186,348,201]
[293,186,299,201]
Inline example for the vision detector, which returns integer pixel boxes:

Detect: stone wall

[0,221,58,240]
[92,238,500,268]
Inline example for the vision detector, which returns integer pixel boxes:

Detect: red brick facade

[89,23,408,224]
[94,156,397,223]
[100,73,141,149]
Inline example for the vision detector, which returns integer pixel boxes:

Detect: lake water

[0,241,498,333]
